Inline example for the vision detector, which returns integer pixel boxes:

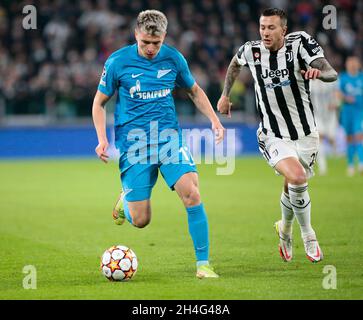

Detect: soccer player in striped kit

[217,8,337,263]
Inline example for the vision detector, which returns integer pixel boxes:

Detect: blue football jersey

[338,72,363,111]
[98,43,195,151]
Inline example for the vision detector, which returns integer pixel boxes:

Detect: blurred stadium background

[0,0,362,158]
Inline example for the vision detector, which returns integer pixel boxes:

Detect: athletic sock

[280,191,294,235]
[186,203,209,265]
[288,183,315,238]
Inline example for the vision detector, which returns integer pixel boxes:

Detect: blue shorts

[119,143,197,202]
[340,107,363,136]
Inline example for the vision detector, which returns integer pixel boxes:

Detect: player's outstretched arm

[302,58,338,82]
[186,83,225,144]
[217,55,242,118]
[92,90,111,163]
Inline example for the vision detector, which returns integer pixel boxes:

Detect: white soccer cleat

[303,235,323,263]
[274,220,293,262]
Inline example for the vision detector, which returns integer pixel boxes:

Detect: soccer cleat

[196,265,219,279]
[274,220,293,262]
[303,235,323,263]
[112,191,126,225]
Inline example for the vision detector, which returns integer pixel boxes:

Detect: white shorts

[257,128,320,179]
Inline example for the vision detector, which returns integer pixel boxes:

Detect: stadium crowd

[0,0,362,122]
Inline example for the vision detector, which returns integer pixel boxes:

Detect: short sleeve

[175,52,195,89]
[299,31,325,66]
[236,43,248,66]
[97,58,117,97]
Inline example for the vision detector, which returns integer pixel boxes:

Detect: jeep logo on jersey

[261,68,289,79]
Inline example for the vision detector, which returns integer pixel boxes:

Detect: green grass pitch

[0,157,362,299]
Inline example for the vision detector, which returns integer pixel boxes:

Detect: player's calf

[113,191,151,228]
[288,182,315,237]
[128,199,152,228]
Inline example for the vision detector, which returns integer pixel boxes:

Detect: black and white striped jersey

[236,31,325,140]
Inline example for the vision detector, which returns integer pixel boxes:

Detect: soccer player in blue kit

[337,56,363,176]
[92,10,224,278]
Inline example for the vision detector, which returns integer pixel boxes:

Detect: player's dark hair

[261,8,287,26]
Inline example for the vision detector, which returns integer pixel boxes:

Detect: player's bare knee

[288,171,307,185]
[182,188,201,207]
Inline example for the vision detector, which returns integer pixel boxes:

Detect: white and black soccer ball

[100,245,138,281]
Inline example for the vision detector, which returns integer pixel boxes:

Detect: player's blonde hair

[136,10,168,36]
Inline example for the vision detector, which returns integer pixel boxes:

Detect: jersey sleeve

[97,57,118,97]
[299,31,325,65]
[236,42,249,66]
[175,52,195,89]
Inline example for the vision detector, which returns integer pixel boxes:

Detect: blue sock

[186,203,209,265]
[356,142,363,165]
[347,142,355,167]
[123,196,133,224]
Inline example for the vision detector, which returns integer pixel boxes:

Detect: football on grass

[100,245,138,281]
